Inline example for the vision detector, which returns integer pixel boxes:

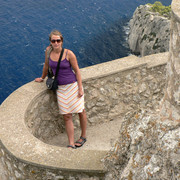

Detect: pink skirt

[56,82,84,114]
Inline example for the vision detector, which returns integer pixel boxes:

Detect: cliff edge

[128,4,170,56]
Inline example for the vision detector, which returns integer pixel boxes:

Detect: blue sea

[0,0,171,104]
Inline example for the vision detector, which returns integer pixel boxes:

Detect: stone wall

[25,53,167,143]
[0,52,168,179]
[0,143,105,180]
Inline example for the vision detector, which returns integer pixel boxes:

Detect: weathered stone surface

[159,1,180,123]
[128,4,170,56]
[104,1,180,179]
[0,143,106,179]
[104,110,180,180]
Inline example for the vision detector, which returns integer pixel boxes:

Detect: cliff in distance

[128,3,170,56]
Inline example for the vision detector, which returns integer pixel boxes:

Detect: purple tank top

[49,52,77,85]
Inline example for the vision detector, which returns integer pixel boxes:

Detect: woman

[35,30,87,149]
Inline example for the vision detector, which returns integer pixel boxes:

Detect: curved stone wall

[23,53,168,144]
[24,90,64,142]
[0,52,168,179]
[0,81,106,179]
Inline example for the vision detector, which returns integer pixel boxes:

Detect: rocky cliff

[128,4,170,56]
[104,0,180,179]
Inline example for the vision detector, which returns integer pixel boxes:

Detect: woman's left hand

[78,89,84,98]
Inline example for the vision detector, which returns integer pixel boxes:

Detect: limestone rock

[128,5,170,56]
[104,110,180,180]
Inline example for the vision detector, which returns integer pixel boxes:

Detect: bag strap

[47,46,53,78]
[54,48,64,78]
[47,48,64,78]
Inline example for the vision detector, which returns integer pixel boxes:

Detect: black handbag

[46,48,64,91]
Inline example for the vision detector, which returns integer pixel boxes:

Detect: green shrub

[148,1,171,18]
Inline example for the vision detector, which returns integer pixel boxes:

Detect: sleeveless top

[49,50,77,85]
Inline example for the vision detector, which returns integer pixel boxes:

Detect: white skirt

[56,82,84,114]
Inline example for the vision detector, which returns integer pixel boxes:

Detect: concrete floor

[46,118,123,150]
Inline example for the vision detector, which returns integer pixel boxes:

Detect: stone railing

[24,53,168,143]
[0,51,168,179]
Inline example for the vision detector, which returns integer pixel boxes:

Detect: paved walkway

[46,118,123,150]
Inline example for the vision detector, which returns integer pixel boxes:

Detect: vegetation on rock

[148,1,171,18]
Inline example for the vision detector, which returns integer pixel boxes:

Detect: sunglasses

[51,39,61,43]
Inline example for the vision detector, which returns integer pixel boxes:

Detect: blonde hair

[49,30,63,42]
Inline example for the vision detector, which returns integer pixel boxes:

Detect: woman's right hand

[35,77,44,82]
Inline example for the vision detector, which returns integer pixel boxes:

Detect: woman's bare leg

[79,109,87,138]
[75,109,87,146]
[63,113,74,146]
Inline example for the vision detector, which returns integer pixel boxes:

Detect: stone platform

[0,52,168,179]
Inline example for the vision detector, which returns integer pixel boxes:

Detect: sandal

[67,145,76,149]
[75,136,87,148]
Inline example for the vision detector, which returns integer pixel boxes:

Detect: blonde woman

[35,30,87,149]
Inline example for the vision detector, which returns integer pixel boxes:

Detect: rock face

[104,110,180,180]
[128,5,170,56]
[104,0,180,179]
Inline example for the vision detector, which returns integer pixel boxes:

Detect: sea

[0,0,172,104]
